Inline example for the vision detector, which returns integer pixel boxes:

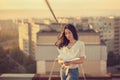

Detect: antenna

[45,0,58,23]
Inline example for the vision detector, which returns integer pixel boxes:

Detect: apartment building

[18,21,40,58]
[35,31,107,75]
[18,20,108,75]
[81,17,114,52]
[114,17,120,55]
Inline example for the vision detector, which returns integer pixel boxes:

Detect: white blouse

[57,40,86,69]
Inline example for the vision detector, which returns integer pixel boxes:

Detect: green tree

[0,47,26,73]
[9,47,36,73]
[23,55,36,73]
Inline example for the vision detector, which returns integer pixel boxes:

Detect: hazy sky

[0,0,120,19]
[1,0,120,10]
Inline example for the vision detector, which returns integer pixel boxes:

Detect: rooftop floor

[0,73,120,80]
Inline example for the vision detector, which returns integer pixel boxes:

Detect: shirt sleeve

[79,41,86,58]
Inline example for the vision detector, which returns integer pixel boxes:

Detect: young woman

[55,24,86,80]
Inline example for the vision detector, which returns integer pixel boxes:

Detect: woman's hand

[58,60,64,65]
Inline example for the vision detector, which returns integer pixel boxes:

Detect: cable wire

[45,0,58,23]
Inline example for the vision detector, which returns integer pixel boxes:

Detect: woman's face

[64,29,74,41]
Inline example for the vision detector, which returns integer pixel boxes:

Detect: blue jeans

[60,67,79,80]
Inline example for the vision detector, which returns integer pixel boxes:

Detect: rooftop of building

[37,31,99,36]
[0,73,120,80]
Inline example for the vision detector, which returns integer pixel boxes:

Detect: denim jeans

[60,66,79,80]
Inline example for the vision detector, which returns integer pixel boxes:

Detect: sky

[0,0,120,19]
[1,0,120,10]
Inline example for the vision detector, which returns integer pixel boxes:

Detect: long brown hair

[55,24,78,49]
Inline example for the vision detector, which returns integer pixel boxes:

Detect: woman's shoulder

[77,40,85,44]
[76,40,85,47]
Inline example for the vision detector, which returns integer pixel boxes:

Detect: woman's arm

[71,56,85,64]
[64,56,85,66]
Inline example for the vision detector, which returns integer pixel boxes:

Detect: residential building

[18,21,40,58]
[35,31,107,75]
[114,17,120,55]
[18,20,108,75]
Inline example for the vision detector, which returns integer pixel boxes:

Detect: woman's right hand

[58,59,64,65]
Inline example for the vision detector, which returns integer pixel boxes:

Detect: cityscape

[0,16,120,80]
[0,0,120,80]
